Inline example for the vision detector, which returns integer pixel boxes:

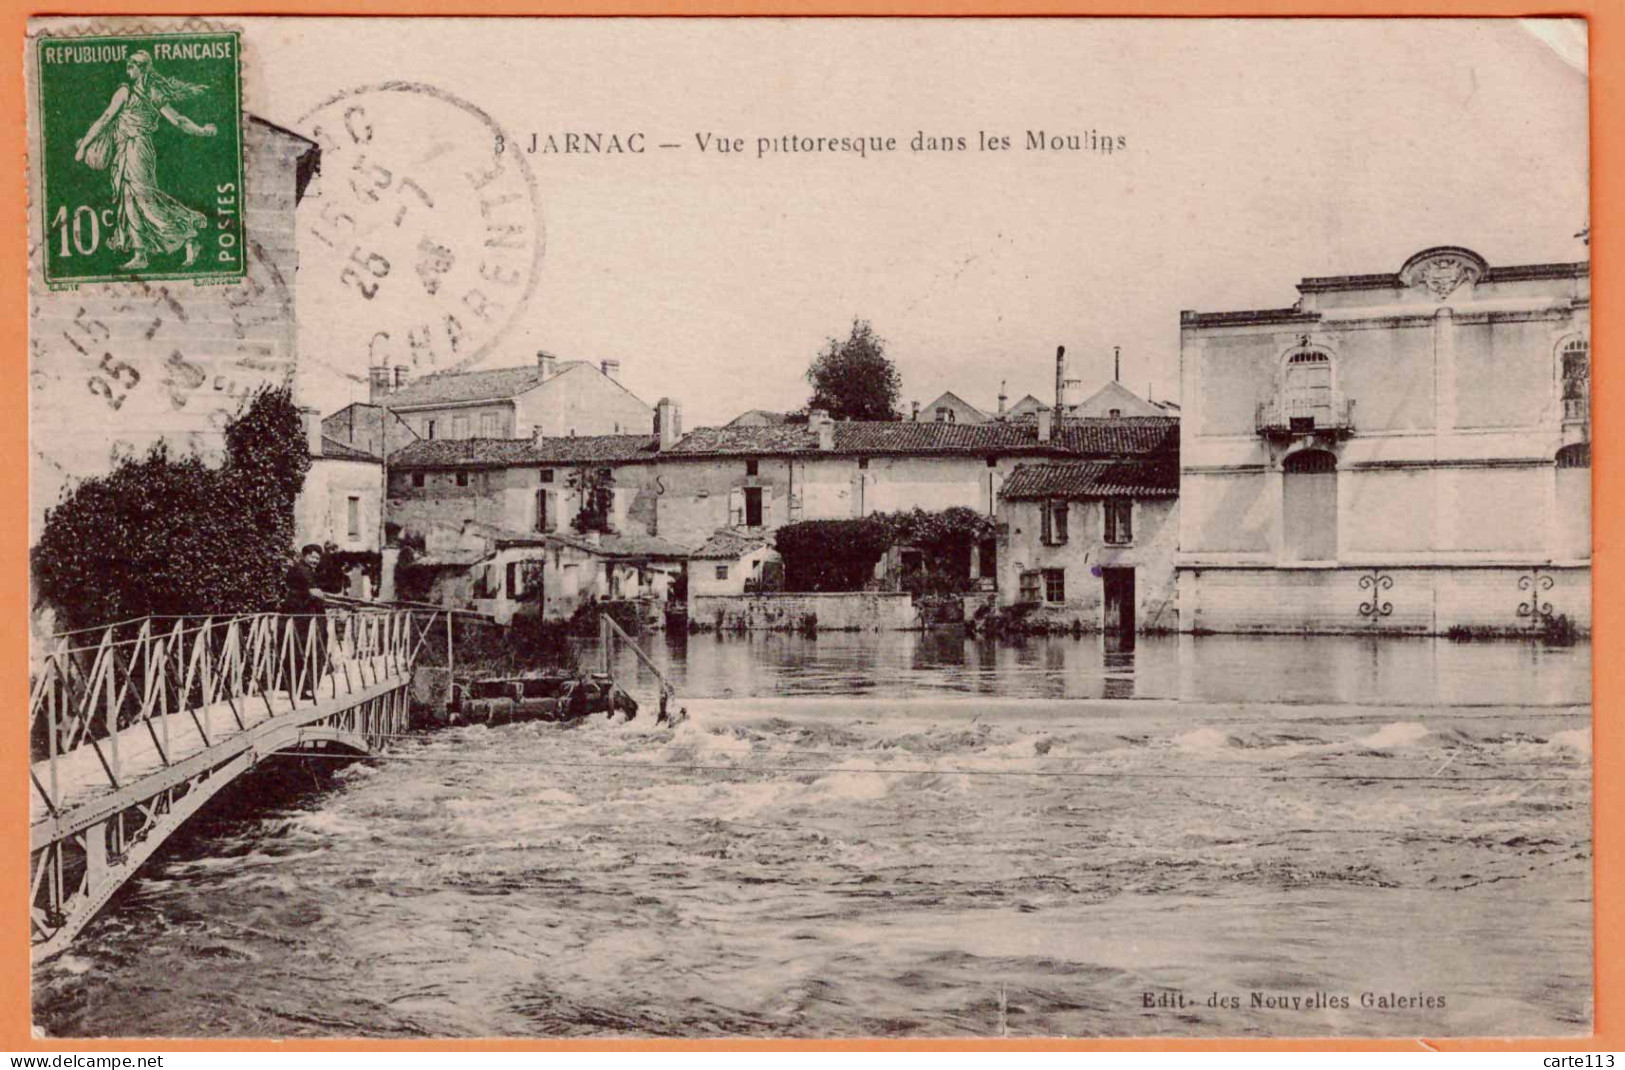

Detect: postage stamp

[35,31,244,287]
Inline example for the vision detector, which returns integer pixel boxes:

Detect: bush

[774,507,997,594]
[774,518,893,591]
[32,386,311,632]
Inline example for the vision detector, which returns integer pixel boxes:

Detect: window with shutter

[1104,500,1132,545]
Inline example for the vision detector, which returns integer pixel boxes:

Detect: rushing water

[34,633,1591,1038]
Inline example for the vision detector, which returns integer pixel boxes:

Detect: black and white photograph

[26,17,1592,1039]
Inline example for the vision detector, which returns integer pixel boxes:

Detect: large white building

[1176,246,1590,635]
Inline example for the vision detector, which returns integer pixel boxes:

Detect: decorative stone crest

[1398,246,1488,302]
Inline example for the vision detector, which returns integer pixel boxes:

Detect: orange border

[0,1,1617,1053]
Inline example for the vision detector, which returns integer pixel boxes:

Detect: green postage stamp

[35,31,244,287]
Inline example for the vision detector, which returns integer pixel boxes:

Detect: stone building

[386,399,1179,603]
[652,407,1181,551]
[370,350,653,441]
[1176,245,1590,635]
[28,116,320,542]
[321,401,420,459]
[401,519,686,625]
[1070,380,1172,419]
[386,433,663,542]
[996,458,1180,632]
[919,391,990,424]
[293,418,386,597]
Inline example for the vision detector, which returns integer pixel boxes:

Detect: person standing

[284,544,331,701]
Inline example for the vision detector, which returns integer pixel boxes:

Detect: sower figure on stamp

[72,50,217,271]
[284,544,333,701]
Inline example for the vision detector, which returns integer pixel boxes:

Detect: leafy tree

[806,318,902,421]
[33,385,311,632]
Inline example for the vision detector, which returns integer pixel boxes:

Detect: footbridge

[29,609,431,963]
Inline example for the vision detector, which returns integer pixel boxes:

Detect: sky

[250,18,1588,429]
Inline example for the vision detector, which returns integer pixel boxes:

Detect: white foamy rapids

[32,684,1592,1040]
[1358,722,1431,749]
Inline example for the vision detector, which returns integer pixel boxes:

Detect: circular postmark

[295,82,543,387]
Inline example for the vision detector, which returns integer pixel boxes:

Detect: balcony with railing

[1255,393,1356,439]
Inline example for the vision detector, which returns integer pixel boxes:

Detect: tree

[33,385,311,632]
[806,318,902,421]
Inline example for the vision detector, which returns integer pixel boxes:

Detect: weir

[28,609,429,963]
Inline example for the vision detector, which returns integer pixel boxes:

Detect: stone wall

[1179,565,1590,636]
[29,117,317,541]
[690,591,918,632]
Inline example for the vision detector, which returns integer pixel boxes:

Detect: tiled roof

[382,365,543,408]
[380,360,593,409]
[691,529,772,560]
[666,416,1178,458]
[725,409,798,426]
[1000,461,1179,501]
[319,438,381,462]
[665,424,821,456]
[391,435,660,467]
[387,418,1177,466]
[408,549,490,568]
[1051,418,1180,456]
[536,531,693,559]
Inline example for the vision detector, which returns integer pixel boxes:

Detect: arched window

[1282,349,1333,422]
[1561,338,1589,422]
[1282,449,1338,562]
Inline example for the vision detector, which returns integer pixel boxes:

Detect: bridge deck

[31,653,397,834]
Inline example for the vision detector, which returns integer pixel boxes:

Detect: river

[33,632,1591,1038]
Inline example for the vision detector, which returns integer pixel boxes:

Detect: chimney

[300,406,324,458]
[601,359,620,382]
[998,380,1008,416]
[911,400,920,422]
[1054,345,1067,415]
[394,364,410,389]
[809,408,835,450]
[1036,405,1053,443]
[1114,345,1121,384]
[368,365,392,404]
[537,351,558,379]
[655,397,683,451]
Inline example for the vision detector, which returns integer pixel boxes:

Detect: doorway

[1102,567,1135,634]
